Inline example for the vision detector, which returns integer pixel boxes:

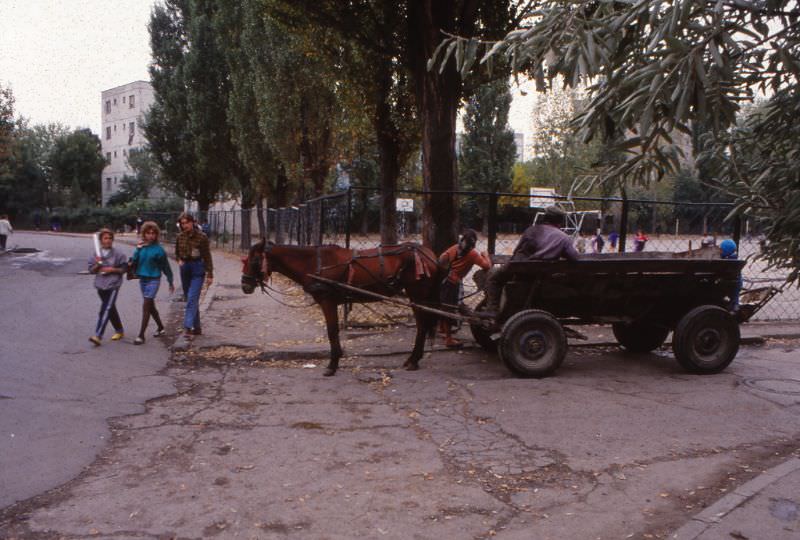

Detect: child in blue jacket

[132,221,175,344]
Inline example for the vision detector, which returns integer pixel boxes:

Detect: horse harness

[322,244,435,298]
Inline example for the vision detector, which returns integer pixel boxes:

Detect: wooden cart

[469,253,751,378]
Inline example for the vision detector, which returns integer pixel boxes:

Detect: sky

[1,0,534,145]
[0,0,155,134]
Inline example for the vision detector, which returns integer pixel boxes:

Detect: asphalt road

[0,232,175,509]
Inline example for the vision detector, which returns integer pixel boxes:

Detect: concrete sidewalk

[672,458,800,539]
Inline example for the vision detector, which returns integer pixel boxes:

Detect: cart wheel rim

[519,330,548,361]
[694,328,722,356]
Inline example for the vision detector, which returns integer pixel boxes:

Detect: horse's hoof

[405,363,419,371]
[323,368,336,377]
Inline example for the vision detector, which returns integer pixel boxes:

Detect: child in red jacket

[438,229,492,348]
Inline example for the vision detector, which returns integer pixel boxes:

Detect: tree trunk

[256,197,266,239]
[239,200,253,251]
[374,59,399,245]
[197,195,212,213]
[274,165,289,244]
[407,0,477,255]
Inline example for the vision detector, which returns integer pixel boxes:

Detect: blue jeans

[139,277,161,299]
[181,260,205,330]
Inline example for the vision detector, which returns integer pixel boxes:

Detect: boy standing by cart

[438,229,492,348]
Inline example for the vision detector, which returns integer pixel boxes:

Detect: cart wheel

[499,309,566,378]
[673,305,740,374]
[612,321,670,353]
[470,299,496,353]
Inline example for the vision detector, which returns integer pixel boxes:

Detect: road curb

[670,457,800,539]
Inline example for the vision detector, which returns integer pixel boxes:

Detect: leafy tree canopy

[48,128,105,207]
[437,0,800,281]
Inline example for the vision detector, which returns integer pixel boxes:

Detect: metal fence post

[487,192,498,255]
[732,211,742,248]
[318,198,325,245]
[345,187,352,249]
[223,211,228,248]
[619,198,629,253]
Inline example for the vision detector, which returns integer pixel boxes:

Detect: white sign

[529,187,557,208]
[396,198,414,212]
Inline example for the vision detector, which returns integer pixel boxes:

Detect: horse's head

[241,239,273,294]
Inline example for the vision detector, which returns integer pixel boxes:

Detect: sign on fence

[396,198,414,212]
[529,187,557,208]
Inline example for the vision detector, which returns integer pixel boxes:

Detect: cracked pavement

[2,340,798,539]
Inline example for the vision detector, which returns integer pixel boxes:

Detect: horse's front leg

[319,299,343,376]
[404,308,433,371]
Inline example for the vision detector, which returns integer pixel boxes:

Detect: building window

[106,178,111,190]
[122,123,125,131]
[129,122,135,134]
[129,95,135,108]
[122,96,126,103]
[113,151,117,158]
[114,124,117,132]
[105,100,111,114]
[123,149,127,156]
[106,152,111,161]
[106,127,111,139]
[113,98,116,105]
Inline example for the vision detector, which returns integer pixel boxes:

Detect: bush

[26,198,184,233]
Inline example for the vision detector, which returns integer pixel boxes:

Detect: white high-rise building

[513,132,525,162]
[100,81,154,205]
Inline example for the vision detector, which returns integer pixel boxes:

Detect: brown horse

[241,240,442,376]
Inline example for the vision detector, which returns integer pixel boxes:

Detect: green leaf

[439,40,458,74]
[460,39,479,77]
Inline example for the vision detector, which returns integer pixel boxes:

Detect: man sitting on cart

[483,206,580,315]
[438,229,492,348]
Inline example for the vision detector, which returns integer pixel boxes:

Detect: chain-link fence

[133,187,797,322]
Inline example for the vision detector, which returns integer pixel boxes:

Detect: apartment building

[100,81,154,205]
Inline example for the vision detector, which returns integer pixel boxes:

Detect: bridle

[241,243,271,292]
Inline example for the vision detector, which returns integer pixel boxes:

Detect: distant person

[175,213,213,337]
[200,220,210,236]
[575,234,587,254]
[701,233,716,248]
[484,206,579,313]
[591,231,605,254]
[88,229,128,346]
[0,214,12,251]
[608,230,619,251]
[438,229,492,348]
[634,229,648,252]
[131,222,174,345]
[720,239,742,310]
[135,216,144,234]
